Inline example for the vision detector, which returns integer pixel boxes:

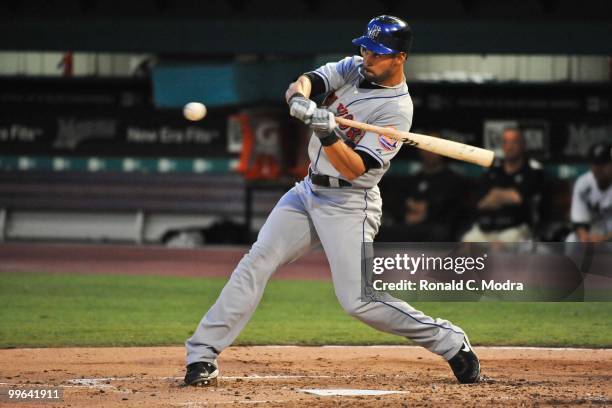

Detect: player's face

[502,130,525,162]
[360,47,406,85]
[591,163,612,190]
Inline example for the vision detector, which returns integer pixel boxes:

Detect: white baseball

[183,102,207,121]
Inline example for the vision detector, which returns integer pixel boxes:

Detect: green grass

[0,272,611,348]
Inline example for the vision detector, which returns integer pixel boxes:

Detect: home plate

[297,389,408,396]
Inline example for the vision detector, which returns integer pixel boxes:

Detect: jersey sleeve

[353,102,413,167]
[309,56,360,93]
[570,174,591,224]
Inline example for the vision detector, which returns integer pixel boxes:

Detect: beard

[361,66,393,84]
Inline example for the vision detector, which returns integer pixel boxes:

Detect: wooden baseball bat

[335,116,495,167]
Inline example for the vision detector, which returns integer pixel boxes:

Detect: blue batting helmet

[352,15,413,55]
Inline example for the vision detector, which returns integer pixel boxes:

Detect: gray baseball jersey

[571,171,612,235]
[186,56,466,370]
[308,55,413,189]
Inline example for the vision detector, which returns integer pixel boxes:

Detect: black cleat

[183,362,219,387]
[448,337,481,384]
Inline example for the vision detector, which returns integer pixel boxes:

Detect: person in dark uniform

[380,142,466,241]
[462,127,544,242]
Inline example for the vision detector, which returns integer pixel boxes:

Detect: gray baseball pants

[186,179,465,365]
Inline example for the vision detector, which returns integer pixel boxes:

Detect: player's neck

[377,72,405,87]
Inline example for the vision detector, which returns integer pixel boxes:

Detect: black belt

[308,168,352,188]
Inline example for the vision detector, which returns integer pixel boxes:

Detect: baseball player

[567,142,612,242]
[184,15,480,387]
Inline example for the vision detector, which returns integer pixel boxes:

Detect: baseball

[183,102,207,121]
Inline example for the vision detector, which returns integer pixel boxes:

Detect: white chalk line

[65,373,374,386]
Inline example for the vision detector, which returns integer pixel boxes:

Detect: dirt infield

[1,346,611,407]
